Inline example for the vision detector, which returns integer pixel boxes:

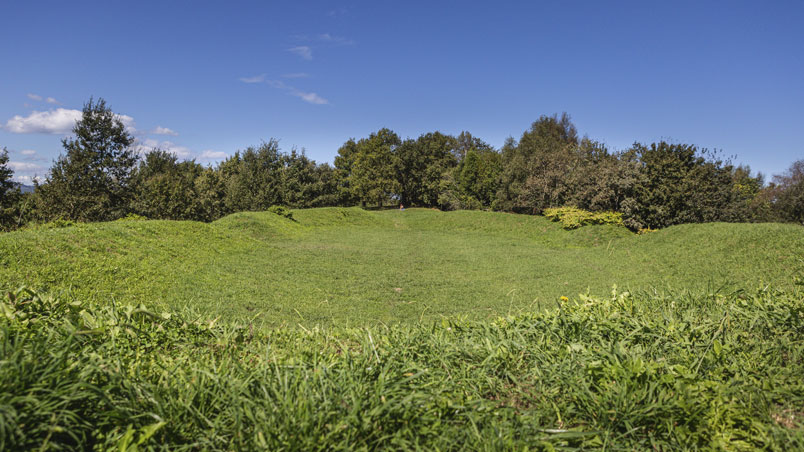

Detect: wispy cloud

[153,126,178,136]
[318,33,354,45]
[288,46,313,60]
[282,72,310,79]
[295,91,328,105]
[199,150,228,160]
[26,93,60,104]
[20,149,37,156]
[132,139,193,159]
[239,74,267,83]
[241,77,329,105]
[265,79,329,105]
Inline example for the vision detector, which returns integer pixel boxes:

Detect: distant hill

[12,182,34,194]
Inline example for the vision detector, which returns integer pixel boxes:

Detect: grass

[2,208,803,449]
[1,207,802,328]
[2,284,802,450]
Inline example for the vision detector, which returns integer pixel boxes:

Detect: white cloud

[239,74,267,83]
[3,108,82,134]
[27,93,43,101]
[133,139,193,159]
[153,126,178,136]
[12,174,44,185]
[294,91,329,105]
[288,46,313,60]
[45,97,59,104]
[8,161,44,172]
[282,72,310,79]
[21,149,37,156]
[3,108,136,135]
[199,150,228,160]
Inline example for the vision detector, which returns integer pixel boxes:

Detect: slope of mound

[0,208,801,327]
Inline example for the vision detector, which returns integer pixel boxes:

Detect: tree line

[1,98,802,231]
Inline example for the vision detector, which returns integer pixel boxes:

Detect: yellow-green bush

[543,206,625,230]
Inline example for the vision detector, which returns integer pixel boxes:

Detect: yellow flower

[560,296,569,302]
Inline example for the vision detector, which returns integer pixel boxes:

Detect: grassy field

[1,207,802,328]
[3,285,802,450]
[2,208,803,449]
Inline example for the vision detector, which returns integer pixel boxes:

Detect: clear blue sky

[1,0,802,184]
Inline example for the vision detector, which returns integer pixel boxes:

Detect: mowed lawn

[1,207,802,327]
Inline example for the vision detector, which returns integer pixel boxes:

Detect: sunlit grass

[1,207,802,328]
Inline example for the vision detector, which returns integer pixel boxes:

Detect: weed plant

[2,284,802,450]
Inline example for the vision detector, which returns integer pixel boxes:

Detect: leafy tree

[566,138,639,213]
[219,140,284,212]
[280,149,338,207]
[36,98,137,222]
[194,167,228,222]
[131,150,203,220]
[333,138,360,206]
[457,144,500,207]
[0,147,22,230]
[496,113,579,213]
[394,132,457,207]
[619,142,761,229]
[771,160,804,224]
[347,129,400,207]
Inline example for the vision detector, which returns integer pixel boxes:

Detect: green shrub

[267,205,293,220]
[543,206,625,229]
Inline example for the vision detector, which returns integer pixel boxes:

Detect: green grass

[2,208,803,449]
[2,285,802,450]
[1,207,802,328]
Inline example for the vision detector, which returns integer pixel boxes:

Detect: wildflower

[560,296,569,302]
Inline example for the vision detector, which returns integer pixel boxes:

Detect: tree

[218,140,284,212]
[0,147,22,229]
[394,132,457,207]
[771,160,804,224]
[131,150,203,220]
[36,98,137,222]
[496,113,579,213]
[347,128,400,207]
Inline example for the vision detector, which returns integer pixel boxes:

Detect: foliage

[394,131,457,207]
[131,150,204,220]
[0,98,795,231]
[346,128,401,207]
[543,206,625,230]
[2,284,802,450]
[619,142,760,229]
[769,159,804,224]
[0,147,22,230]
[267,204,293,220]
[35,98,137,222]
[496,113,579,213]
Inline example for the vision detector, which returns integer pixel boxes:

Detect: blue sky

[1,0,802,184]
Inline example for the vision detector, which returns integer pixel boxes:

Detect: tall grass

[2,283,802,450]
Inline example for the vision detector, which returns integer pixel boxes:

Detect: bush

[267,205,293,220]
[543,206,625,229]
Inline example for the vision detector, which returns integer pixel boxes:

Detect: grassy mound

[1,208,802,327]
[2,285,802,450]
